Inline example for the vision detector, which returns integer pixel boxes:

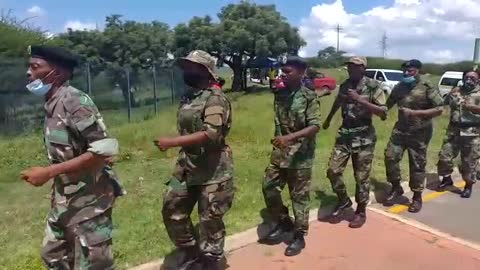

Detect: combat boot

[200,255,226,270]
[438,175,454,190]
[284,231,306,257]
[259,216,294,245]
[349,203,367,229]
[385,184,404,204]
[408,192,423,213]
[162,246,200,270]
[330,192,353,218]
[461,183,473,198]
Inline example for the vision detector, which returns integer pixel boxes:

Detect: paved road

[226,210,480,270]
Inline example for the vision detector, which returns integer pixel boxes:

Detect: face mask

[183,71,207,88]
[402,75,416,84]
[26,70,55,96]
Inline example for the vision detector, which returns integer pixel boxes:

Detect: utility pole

[379,31,388,58]
[335,24,343,53]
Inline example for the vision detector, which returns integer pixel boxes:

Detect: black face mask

[183,71,207,88]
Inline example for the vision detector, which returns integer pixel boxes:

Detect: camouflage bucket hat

[177,50,218,80]
[345,56,368,67]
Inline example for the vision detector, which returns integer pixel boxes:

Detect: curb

[130,181,410,270]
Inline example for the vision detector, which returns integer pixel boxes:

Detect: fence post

[86,62,92,96]
[152,64,158,114]
[126,68,132,123]
[170,68,175,105]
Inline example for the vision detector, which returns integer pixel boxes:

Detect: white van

[438,71,463,97]
[365,69,403,95]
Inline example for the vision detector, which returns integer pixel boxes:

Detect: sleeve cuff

[87,138,119,156]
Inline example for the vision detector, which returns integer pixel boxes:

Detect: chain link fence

[0,58,187,136]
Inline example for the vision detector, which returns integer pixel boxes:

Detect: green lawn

[0,78,450,269]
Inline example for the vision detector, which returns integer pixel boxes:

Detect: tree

[173,1,305,91]
[316,46,346,68]
[58,15,172,105]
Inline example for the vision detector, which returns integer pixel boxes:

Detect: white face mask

[26,70,55,96]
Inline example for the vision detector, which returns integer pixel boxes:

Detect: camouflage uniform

[41,85,124,270]
[262,86,321,234]
[327,77,386,204]
[438,86,480,185]
[162,88,234,261]
[385,79,444,192]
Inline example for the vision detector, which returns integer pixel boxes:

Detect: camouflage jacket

[335,76,386,147]
[386,78,444,133]
[270,86,321,169]
[44,85,123,226]
[174,88,233,186]
[445,85,480,136]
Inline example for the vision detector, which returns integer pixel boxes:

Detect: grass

[0,70,450,269]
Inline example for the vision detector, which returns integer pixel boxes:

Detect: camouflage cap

[402,59,422,69]
[177,50,217,79]
[345,56,368,67]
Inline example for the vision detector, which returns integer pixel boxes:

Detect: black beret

[402,59,422,69]
[29,45,79,71]
[282,56,308,70]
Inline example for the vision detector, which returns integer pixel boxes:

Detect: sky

[2,0,480,63]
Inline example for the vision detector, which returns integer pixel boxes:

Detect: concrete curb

[130,181,410,270]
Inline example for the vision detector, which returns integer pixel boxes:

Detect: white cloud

[64,21,97,31]
[26,5,45,17]
[299,0,480,63]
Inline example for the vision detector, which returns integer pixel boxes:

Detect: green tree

[173,1,305,91]
[58,15,172,105]
[316,46,346,68]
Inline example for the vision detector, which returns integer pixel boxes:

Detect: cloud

[64,20,97,31]
[26,5,45,17]
[299,0,480,63]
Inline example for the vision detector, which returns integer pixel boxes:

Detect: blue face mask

[26,70,55,96]
[402,76,416,84]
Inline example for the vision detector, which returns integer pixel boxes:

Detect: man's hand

[347,89,361,102]
[20,167,52,187]
[153,137,175,152]
[271,135,293,149]
[400,107,417,118]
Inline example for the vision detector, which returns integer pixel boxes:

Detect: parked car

[365,69,403,95]
[438,71,463,97]
[274,72,337,93]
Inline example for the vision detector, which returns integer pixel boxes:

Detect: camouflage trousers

[438,133,480,185]
[385,128,433,193]
[41,209,114,270]
[162,178,235,260]
[262,164,312,234]
[327,142,375,204]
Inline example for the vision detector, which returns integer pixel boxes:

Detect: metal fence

[0,58,187,136]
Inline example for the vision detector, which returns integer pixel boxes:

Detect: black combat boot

[385,184,404,204]
[284,231,306,257]
[349,203,367,229]
[259,216,294,245]
[408,192,423,213]
[461,183,473,198]
[165,246,200,270]
[200,255,226,270]
[330,192,353,218]
[438,175,454,190]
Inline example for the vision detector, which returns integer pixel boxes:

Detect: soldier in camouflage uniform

[323,57,387,228]
[154,50,233,270]
[437,70,480,198]
[384,59,444,213]
[259,57,320,257]
[20,46,124,270]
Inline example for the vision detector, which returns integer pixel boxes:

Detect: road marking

[388,181,467,214]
